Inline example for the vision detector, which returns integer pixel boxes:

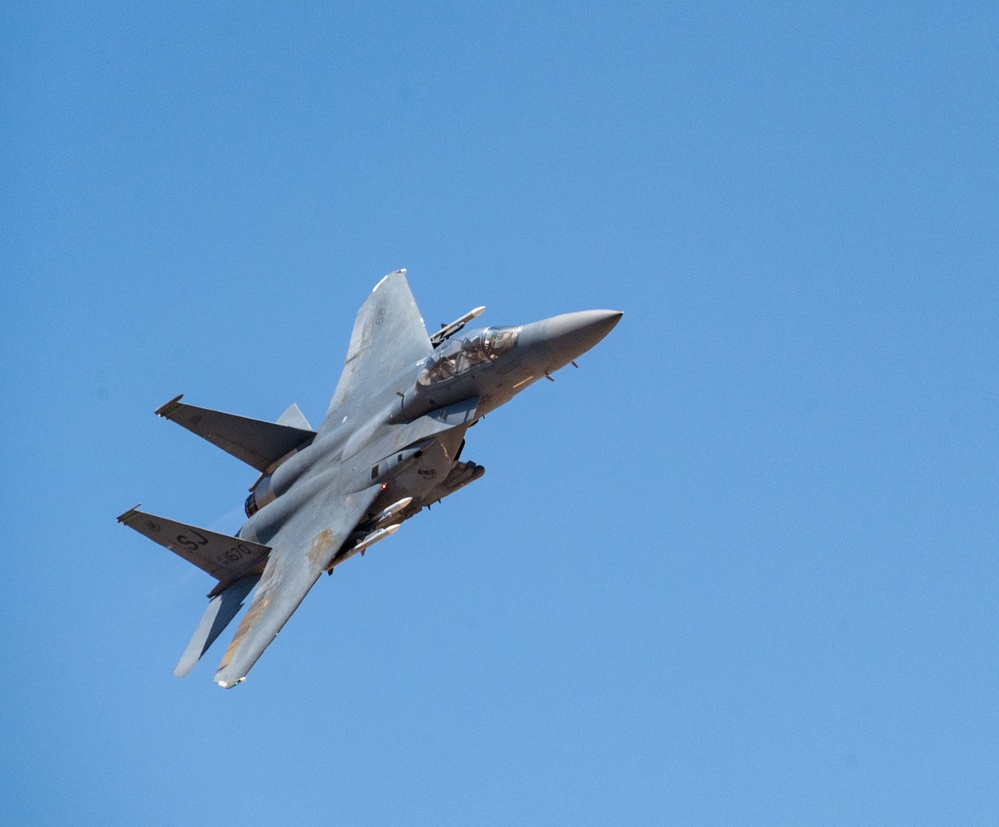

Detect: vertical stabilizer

[276,403,312,430]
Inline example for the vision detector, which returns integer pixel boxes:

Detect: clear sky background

[2,2,997,824]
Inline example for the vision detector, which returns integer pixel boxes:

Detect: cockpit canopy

[418,326,520,386]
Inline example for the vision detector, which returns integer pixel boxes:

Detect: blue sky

[2,2,997,823]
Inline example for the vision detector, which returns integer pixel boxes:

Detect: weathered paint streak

[217,595,271,672]
[308,529,336,566]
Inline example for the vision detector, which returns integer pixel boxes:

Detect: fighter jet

[118,270,622,687]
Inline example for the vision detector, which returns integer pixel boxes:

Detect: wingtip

[374,269,408,292]
[116,503,142,524]
[154,394,184,417]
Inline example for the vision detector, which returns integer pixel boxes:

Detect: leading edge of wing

[213,483,384,688]
[320,270,432,433]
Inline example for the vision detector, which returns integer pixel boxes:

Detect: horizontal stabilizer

[175,575,260,678]
[117,505,270,586]
[156,395,316,472]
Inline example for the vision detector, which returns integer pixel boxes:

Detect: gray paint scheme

[174,575,259,678]
[117,505,271,586]
[119,270,622,688]
[154,397,316,472]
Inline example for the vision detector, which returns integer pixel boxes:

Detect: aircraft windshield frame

[418,326,520,386]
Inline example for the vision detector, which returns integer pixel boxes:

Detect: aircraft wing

[213,482,383,687]
[320,270,432,433]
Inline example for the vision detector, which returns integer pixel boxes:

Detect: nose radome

[548,309,623,349]
[519,309,623,372]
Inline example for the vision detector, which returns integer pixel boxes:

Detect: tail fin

[275,402,312,430]
[155,395,315,472]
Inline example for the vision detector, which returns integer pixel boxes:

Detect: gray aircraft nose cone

[548,309,623,352]
[519,309,623,373]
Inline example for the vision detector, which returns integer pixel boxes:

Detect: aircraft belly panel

[388,429,466,500]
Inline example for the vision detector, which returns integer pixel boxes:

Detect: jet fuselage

[239,310,622,554]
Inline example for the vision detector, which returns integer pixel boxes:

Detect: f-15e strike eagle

[119,270,622,687]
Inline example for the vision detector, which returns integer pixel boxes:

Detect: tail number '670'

[218,543,258,565]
